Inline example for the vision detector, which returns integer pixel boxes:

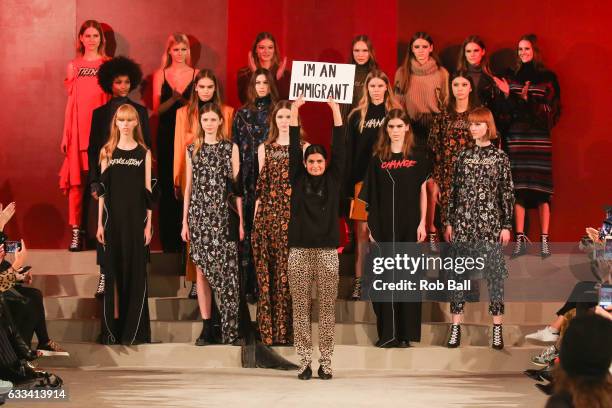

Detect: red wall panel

[2,0,608,247]
[0,1,76,248]
[398,0,612,241]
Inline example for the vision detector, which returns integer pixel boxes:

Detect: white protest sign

[289,61,356,104]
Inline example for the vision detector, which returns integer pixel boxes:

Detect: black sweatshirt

[288,125,345,248]
[348,102,386,187]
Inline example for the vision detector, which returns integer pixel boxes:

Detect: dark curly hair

[97,56,143,95]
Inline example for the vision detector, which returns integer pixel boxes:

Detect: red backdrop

[397,0,612,240]
[1,0,609,248]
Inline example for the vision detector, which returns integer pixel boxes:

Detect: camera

[4,240,22,253]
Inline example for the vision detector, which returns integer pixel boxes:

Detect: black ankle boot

[492,324,504,350]
[298,365,312,380]
[541,234,551,259]
[428,232,440,252]
[95,273,105,297]
[195,319,214,346]
[69,228,83,252]
[188,282,197,299]
[446,324,461,348]
[318,365,332,380]
[511,233,528,258]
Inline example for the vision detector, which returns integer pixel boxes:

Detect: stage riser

[26,250,355,277]
[44,319,541,347]
[39,343,544,372]
[32,275,355,298]
[42,297,562,325]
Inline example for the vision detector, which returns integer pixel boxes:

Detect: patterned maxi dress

[252,142,301,345]
[187,141,240,343]
[232,96,272,298]
[446,144,515,315]
[428,110,474,225]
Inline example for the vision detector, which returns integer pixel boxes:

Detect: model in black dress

[153,33,198,253]
[359,109,430,347]
[97,104,152,345]
[232,68,278,301]
[157,70,195,252]
[88,56,151,297]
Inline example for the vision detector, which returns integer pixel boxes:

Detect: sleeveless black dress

[100,145,151,345]
[157,69,195,252]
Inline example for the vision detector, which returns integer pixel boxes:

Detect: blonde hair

[192,103,228,161]
[468,107,497,140]
[349,70,399,132]
[161,33,192,69]
[100,104,146,163]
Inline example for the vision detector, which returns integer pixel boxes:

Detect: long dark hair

[245,68,279,108]
[187,69,224,130]
[349,34,378,70]
[447,71,478,113]
[396,32,442,93]
[266,100,293,144]
[192,103,228,161]
[456,35,492,76]
[514,33,546,73]
[373,109,415,160]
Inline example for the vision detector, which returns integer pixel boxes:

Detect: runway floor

[10,367,548,408]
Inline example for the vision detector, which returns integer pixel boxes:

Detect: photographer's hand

[0,202,16,231]
[12,240,27,270]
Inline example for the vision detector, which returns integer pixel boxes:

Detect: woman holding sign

[232,69,279,303]
[358,109,431,348]
[288,95,344,380]
[347,70,400,300]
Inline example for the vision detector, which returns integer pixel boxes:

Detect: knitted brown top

[394,58,449,121]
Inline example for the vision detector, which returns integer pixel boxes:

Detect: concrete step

[32,274,356,298]
[38,342,545,372]
[45,318,542,347]
[42,296,562,325]
[26,249,355,275]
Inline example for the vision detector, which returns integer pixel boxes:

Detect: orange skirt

[349,182,368,221]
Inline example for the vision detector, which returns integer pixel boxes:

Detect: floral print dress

[252,142,301,345]
[428,110,474,225]
[446,144,515,315]
[187,141,240,343]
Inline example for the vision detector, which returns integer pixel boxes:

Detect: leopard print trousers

[288,248,339,375]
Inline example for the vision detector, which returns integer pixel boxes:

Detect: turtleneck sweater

[467,64,483,90]
[394,58,449,121]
